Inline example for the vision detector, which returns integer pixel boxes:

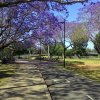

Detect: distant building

[87,52,98,56]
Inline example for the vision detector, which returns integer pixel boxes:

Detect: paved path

[0,60,100,100]
[36,61,100,100]
[0,60,52,100]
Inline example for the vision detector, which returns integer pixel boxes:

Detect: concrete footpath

[0,60,100,100]
[37,61,100,100]
[0,60,52,100]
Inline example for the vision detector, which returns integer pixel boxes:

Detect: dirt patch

[76,64,100,71]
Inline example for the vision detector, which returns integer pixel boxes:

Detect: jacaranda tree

[0,1,67,51]
[78,2,100,54]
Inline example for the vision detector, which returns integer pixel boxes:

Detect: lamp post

[63,19,66,68]
[60,19,66,68]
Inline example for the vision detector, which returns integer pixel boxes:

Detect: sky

[67,0,99,22]
[66,0,100,49]
[67,3,83,22]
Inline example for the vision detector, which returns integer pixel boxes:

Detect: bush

[1,58,15,64]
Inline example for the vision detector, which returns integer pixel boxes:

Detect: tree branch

[0,0,87,8]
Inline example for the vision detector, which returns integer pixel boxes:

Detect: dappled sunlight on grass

[65,58,100,65]
[64,58,100,70]
[57,58,100,82]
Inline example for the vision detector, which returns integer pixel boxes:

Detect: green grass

[58,58,100,82]
[0,64,17,85]
[65,58,100,65]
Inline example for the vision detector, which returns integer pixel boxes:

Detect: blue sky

[67,0,99,22]
[67,3,83,22]
[66,0,99,49]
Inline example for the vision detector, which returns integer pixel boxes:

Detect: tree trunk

[48,45,50,60]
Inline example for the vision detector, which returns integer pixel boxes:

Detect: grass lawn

[0,63,17,86]
[58,58,100,82]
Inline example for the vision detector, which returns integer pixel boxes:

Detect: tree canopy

[78,2,100,54]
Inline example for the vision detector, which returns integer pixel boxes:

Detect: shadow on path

[0,60,51,100]
[36,61,100,100]
[0,59,100,100]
